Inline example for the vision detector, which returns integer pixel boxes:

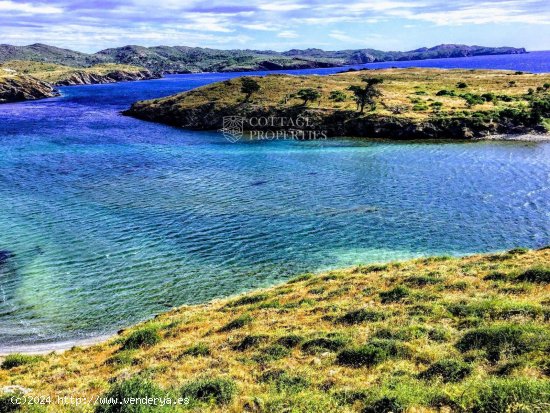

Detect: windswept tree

[297,88,321,106]
[348,78,384,113]
[240,77,261,100]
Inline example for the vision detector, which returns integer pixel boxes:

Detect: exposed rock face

[0,75,59,103]
[54,69,159,86]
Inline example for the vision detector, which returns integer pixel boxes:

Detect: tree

[348,78,384,113]
[240,77,261,100]
[296,88,321,105]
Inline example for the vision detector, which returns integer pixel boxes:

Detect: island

[124,68,550,139]
[1,248,548,412]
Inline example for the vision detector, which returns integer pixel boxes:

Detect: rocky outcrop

[54,69,159,86]
[0,75,59,103]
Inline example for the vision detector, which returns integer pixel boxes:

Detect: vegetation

[1,354,42,370]
[240,77,261,100]
[126,68,550,139]
[1,247,549,412]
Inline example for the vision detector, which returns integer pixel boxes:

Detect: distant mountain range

[0,43,527,74]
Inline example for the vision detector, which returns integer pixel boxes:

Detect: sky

[1,0,549,52]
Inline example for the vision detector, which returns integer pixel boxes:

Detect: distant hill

[0,43,527,74]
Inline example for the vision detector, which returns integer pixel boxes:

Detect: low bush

[337,308,387,325]
[0,393,20,413]
[218,314,252,332]
[1,354,42,369]
[180,377,237,405]
[276,334,304,348]
[456,324,548,362]
[182,343,211,357]
[121,326,161,350]
[106,350,136,366]
[232,335,268,351]
[464,378,550,413]
[301,335,348,353]
[95,378,169,413]
[336,345,389,367]
[418,359,472,382]
[404,275,441,287]
[379,287,410,303]
[516,266,550,283]
[227,293,268,307]
[252,344,290,363]
[362,396,404,413]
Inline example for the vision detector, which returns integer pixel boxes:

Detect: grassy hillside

[1,248,549,412]
[0,69,58,102]
[125,68,550,139]
[0,61,157,86]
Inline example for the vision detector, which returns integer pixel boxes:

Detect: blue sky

[1,0,549,52]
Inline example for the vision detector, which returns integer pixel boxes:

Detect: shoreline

[0,334,114,356]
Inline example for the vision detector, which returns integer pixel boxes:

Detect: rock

[0,75,59,103]
[54,69,159,86]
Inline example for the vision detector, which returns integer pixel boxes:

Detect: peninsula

[125,68,550,139]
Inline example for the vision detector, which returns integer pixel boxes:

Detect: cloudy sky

[2,0,549,52]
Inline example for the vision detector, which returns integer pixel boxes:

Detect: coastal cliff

[124,68,550,140]
[0,73,58,103]
[0,61,159,103]
[1,248,548,412]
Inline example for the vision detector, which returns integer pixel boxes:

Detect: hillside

[0,71,58,103]
[0,43,527,74]
[0,61,159,86]
[124,68,550,140]
[0,248,548,412]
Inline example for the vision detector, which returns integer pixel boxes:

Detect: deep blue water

[0,52,549,351]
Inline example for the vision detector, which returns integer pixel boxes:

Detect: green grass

[1,354,43,370]
[2,248,549,413]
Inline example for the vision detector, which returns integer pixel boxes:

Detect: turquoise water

[0,53,549,350]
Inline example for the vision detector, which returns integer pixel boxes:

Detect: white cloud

[0,0,62,14]
[277,30,298,38]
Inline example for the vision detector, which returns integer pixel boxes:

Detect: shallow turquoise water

[0,53,549,350]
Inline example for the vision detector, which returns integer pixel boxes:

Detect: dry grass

[141,68,550,122]
[1,248,549,412]
[0,60,148,84]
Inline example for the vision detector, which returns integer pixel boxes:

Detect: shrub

[106,350,136,366]
[219,314,252,332]
[227,293,268,307]
[121,326,161,350]
[483,271,508,281]
[329,90,347,102]
[516,266,550,283]
[0,393,20,413]
[436,89,456,96]
[276,334,304,348]
[1,354,42,369]
[336,345,389,367]
[337,308,387,325]
[457,82,468,89]
[182,343,211,357]
[428,328,452,343]
[232,335,268,351]
[301,335,348,353]
[252,345,290,363]
[419,359,472,382]
[455,324,548,362]
[507,247,529,255]
[362,397,404,413]
[95,378,169,413]
[465,378,550,413]
[404,275,441,287]
[180,378,237,405]
[374,326,427,341]
[380,286,410,303]
[272,373,310,393]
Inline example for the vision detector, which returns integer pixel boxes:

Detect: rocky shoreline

[0,75,59,103]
